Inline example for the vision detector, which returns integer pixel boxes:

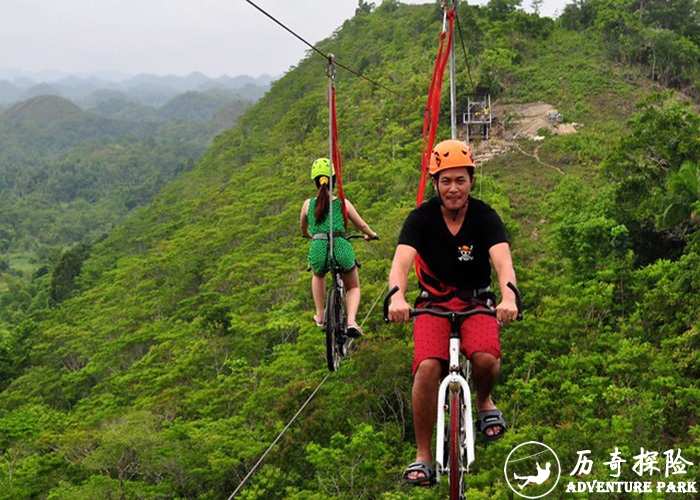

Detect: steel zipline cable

[227,370,331,500]
[233,2,467,496]
[455,12,476,93]
[244,0,405,98]
[227,284,387,499]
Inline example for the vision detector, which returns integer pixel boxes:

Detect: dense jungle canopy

[0,0,699,498]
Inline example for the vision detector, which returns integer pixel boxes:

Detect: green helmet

[310,157,334,180]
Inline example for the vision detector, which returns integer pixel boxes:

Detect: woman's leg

[341,268,360,327]
[312,273,326,324]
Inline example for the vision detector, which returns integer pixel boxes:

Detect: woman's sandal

[346,324,364,338]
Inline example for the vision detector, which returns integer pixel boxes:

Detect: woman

[300,158,377,337]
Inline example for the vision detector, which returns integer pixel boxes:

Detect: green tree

[661,160,700,228]
[49,242,91,304]
[305,424,394,499]
[603,92,700,264]
[487,0,523,20]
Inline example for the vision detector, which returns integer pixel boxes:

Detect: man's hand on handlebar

[496,298,519,324]
[388,292,411,322]
[383,282,523,323]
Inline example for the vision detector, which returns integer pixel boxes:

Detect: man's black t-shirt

[398,196,508,292]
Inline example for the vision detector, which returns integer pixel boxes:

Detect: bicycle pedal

[346,325,363,338]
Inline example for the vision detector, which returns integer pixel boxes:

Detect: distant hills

[1,94,84,124]
[85,88,255,124]
[0,70,273,109]
[0,81,260,265]
[0,95,134,154]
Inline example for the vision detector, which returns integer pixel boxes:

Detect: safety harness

[312,232,347,240]
[327,55,349,231]
[413,252,494,307]
[417,8,455,207]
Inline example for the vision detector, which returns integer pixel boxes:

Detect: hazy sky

[1,0,570,79]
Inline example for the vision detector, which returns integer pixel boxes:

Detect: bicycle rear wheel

[448,390,466,500]
[325,288,340,372]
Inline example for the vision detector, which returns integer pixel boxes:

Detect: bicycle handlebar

[383,281,523,322]
[346,234,379,241]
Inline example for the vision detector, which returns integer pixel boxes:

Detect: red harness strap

[330,85,349,230]
[414,253,458,298]
[415,10,456,290]
[417,9,455,207]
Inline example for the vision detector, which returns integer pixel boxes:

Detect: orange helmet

[428,139,475,176]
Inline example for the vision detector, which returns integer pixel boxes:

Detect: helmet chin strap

[437,192,469,221]
[452,200,469,221]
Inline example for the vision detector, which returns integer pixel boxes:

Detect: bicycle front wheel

[448,390,465,500]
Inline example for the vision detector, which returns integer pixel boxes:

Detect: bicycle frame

[383,282,522,498]
[435,331,475,482]
[409,306,489,495]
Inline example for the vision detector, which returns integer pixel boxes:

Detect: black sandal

[346,325,363,338]
[402,461,436,486]
[476,408,507,441]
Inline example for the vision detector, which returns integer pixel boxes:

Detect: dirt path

[466,101,575,174]
[516,144,565,175]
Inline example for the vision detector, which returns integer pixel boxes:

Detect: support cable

[359,282,388,327]
[226,371,332,500]
[227,284,387,499]
[327,55,349,230]
[245,0,404,98]
[455,12,475,94]
[327,56,336,263]
[231,2,437,497]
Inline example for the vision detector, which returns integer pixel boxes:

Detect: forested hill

[1,1,699,498]
[0,90,254,296]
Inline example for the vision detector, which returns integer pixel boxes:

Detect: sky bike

[322,233,377,372]
[384,282,522,500]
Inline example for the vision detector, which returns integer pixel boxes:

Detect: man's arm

[388,244,417,322]
[489,242,518,323]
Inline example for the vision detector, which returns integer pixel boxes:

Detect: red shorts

[412,296,501,374]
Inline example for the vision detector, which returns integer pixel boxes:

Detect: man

[387,139,519,485]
